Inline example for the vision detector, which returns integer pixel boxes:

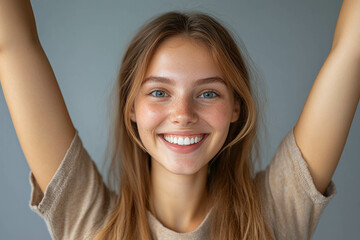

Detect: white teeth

[163,135,204,145]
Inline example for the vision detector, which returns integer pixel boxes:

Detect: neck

[149,160,211,233]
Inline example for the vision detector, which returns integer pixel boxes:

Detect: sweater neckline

[146,208,213,239]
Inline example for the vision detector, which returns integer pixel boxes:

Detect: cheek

[201,102,233,128]
[135,101,166,131]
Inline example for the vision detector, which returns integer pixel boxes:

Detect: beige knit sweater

[29,127,336,240]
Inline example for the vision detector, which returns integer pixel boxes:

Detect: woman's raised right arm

[0,0,76,193]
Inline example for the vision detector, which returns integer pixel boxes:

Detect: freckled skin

[131,36,240,175]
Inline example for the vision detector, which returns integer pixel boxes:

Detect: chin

[163,160,207,176]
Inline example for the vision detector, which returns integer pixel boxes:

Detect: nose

[169,96,198,126]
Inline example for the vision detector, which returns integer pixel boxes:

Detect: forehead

[145,36,223,82]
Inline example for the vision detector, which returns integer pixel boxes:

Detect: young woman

[0,0,359,239]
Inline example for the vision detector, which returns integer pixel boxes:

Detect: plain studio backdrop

[0,0,359,239]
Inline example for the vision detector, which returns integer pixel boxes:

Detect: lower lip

[159,134,208,154]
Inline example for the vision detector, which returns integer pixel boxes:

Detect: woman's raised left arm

[293,0,360,195]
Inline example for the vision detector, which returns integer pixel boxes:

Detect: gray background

[1,0,359,239]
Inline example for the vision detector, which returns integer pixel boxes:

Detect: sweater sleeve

[28,129,117,240]
[255,126,336,240]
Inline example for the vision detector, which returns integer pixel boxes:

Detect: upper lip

[158,131,209,136]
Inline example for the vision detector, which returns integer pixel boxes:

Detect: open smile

[163,134,204,145]
[158,134,209,154]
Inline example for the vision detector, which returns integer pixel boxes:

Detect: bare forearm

[331,0,360,55]
[294,1,360,194]
[0,0,40,51]
[330,0,360,98]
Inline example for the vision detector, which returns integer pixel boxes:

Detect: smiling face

[130,36,240,176]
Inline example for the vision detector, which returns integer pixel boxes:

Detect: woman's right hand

[0,0,76,193]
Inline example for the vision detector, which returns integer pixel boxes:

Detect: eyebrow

[143,76,226,86]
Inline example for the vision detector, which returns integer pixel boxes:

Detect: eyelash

[199,91,219,98]
[149,89,219,99]
[150,90,169,98]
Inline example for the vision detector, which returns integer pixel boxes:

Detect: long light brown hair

[93,11,273,240]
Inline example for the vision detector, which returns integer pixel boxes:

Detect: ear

[231,99,240,123]
[130,104,136,122]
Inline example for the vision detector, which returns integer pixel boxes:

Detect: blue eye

[200,91,218,98]
[151,90,168,97]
